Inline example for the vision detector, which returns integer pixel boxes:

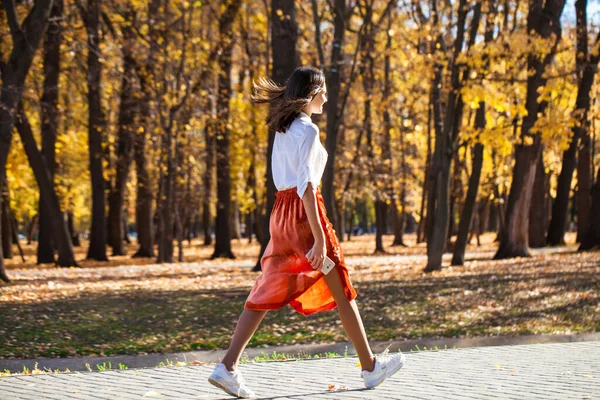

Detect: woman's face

[309,83,328,114]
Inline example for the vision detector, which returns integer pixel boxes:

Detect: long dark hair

[252,66,325,133]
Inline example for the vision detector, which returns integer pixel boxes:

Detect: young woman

[208,66,405,398]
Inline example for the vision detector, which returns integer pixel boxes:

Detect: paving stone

[0,342,599,399]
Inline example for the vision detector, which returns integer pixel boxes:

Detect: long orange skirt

[244,187,357,316]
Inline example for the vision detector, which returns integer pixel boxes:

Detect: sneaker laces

[375,344,393,364]
[231,369,252,393]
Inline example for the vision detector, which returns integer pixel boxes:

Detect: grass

[1,233,599,361]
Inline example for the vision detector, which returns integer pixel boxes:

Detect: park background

[1,0,599,364]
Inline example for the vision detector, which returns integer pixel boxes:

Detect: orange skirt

[244,187,357,316]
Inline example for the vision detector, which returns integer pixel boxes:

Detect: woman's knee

[323,267,350,301]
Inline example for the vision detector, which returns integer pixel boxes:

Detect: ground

[0,342,598,399]
[1,233,598,360]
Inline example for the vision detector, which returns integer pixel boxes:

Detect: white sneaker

[361,350,406,389]
[208,363,257,399]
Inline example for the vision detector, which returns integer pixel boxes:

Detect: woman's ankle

[224,363,237,372]
[361,356,376,373]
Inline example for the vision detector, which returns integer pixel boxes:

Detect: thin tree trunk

[10,211,25,262]
[84,0,108,261]
[211,0,242,259]
[67,210,80,247]
[203,121,215,246]
[579,168,600,250]
[529,154,547,248]
[577,127,592,241]
[547,0,599,245]
[452,142,484,265]
[1,187,12,259]
[321,0,346,229]
[108,40,136,256]
[425,0,469,272]
[417,89,433,243]
[37,0,63,264]
[15,105,78,267]
[255,0,299,271]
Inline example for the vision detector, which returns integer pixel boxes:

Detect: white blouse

[272,112,328,199]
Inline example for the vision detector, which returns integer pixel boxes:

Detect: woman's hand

[306,239,327,271]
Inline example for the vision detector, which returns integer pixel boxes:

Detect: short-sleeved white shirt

[272,112,328,199]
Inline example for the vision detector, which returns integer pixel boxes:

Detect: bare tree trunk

[254,0,299,270]
[0,0,56,282]
[425,0,469,272]
[108,35,136,256]
[495,0,566,259]
[452,143,484,265]
[38,0,63,264]
[321,0,346,229]
[131,0,157,259]
[211,0,242,259]
[577,126,592,241]
[67,210,80,247]
[529,154,547,248]
[15,105,77,267]
[1,186,12,259]
[84,0,108,261]
[203,121,215,246]
[579,168,600,250]
[547,0,599,245]
[417,90,433,244]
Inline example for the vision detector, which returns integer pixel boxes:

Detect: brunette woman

[208,66,405,398]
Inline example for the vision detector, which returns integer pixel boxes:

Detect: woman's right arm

[301,182,327,270]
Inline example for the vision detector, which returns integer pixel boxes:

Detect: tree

[425,0,469,272]
[37,0,63,264]
[254,0,299,271]
[547,0,600,246]
[211,0,242,259]
[0,0,56,282]
[579,168,600,250]
[108,16,136,256]
[81,0,108,261]
[494,0,566,259]
[14,103,77,267]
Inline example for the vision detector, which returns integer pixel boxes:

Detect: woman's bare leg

[322,268,375,372]
[221,309,268,371]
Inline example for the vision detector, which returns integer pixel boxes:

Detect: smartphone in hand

[306,251,336,275]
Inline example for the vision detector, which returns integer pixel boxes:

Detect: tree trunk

[452,142,484,265]
[211,0,242,259]
[417,90,433,244]
[577,126,592,241]
[495,0,566,259]
[425,0,469,272]
[203,121,215,246]
[255,0,299,271]
[1,187,12,259]
[15,105,77,267]
[108,43,136,256]
[84,0,108,261]
[579,168,600,250]
[37,0,63,264]
[529,154,547,248]
[0,0,56,282]
[547,0,599,245]
[132,57,155,258]
[67,210,80,247]
[230,201,242,240]
[321,0,346,229]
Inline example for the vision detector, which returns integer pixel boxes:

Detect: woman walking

[208,66,405,398]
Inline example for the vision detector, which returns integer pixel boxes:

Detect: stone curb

[1,332,598,374]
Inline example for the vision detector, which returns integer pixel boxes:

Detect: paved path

[1,341,598,399]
